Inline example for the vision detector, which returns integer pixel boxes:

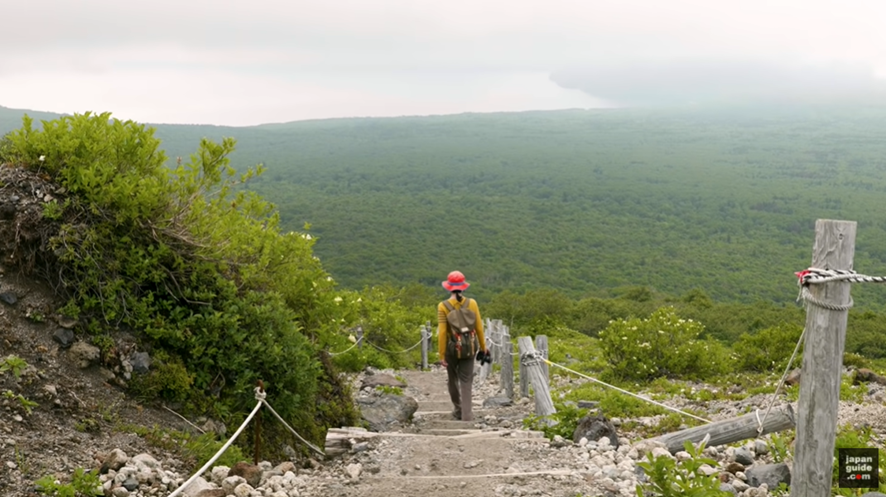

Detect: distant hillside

[5,104,886,307]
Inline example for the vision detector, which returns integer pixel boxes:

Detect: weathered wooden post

[501,334,514,400]
[420,325,429,371]
[647,405,795,454]
[515,327,529,398]
[517,336,555,416]
[535,335,549,381]
[519,354,529,399]
[478,332,491,384]
[493,320,503,365]
[425,321,437,363]
[487,320,498,365]
[791,219,856,497]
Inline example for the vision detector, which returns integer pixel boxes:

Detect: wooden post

[535,335,549,381]
[421,326,429,371]
[477,333,490,384]
[519,354,529,399]
[426,320,434,362]
[356,325,364,349]
[502,336,514,400]
[791,219,856,497]
[517,327,529,398]
[646,405,795,454]
[517,336,556,416]
[254,380,264,464]
[486,319,497,366]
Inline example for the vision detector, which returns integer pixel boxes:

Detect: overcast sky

[2,0,885,126]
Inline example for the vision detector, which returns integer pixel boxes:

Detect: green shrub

[840,375,867,403]
[843,352,869,369]
[4,112,357,455]
[598,307,733,382]
[0,355,28,378]
[377,386,403,395]
[36,468,102,497]
[523,402,588,440]
[635,439,730,496]
[127,425,246,469]
[734,324,803,372]
[767,431,794,463]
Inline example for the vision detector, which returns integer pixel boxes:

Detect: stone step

[413,408,496,418]
[416,401,461,411]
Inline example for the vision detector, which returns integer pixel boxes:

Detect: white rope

[754,322,806,436]
[167,387,266,497]
[259,398,325,457]
[543,359,712,424]
[797,267,886,286]
[327,336,363,356]
[366,337,424,354]
[797,286,854,311]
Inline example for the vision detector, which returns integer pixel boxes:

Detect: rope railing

[327,336,363,356]
[365,337,424,354]
[539,355,712,424]
[756,266,886,434]
[794,267,886,311]
[165,386,323,497]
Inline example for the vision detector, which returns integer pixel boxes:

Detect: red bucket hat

[442,270,470,292]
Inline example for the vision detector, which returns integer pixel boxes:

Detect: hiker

[438,270,487,422]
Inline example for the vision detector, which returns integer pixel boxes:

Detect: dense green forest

[4,104,886,309]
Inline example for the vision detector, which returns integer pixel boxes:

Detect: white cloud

[2,0,885,124]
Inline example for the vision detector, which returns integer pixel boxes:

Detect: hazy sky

[2,0,885,125]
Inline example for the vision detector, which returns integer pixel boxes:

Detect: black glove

[476,350,492,365]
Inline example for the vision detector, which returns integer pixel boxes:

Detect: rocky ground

[4,282,886,497]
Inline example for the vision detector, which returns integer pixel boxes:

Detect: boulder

[130,351,151,373]
[52,328,75,348]
[572,413,619,448]
[745,463,791,489]
[357,394,418,432]
[482,397,513,408]
[854,368,886,386]
[68,341,100,368]
[229,461,262,488]
[733,447,754,465]
[785,368,801,386]
[361,373,407,389]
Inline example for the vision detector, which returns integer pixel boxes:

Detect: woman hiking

[438,270,487,422]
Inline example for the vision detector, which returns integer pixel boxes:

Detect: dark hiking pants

[446,354,475,421]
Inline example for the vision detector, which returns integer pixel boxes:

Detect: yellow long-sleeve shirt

[438,296,486,359]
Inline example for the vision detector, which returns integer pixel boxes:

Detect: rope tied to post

[755,266,886,435]
[793,267,872,311]
[520,349,545,367]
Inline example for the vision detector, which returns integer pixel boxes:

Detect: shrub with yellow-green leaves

[4,112,362,456]
[734,324,803,372]
[598,307,732,382]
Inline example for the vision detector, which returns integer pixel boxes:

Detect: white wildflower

[334,296,342,303]
[38,155,46,162]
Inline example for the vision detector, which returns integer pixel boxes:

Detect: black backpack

[442,298,479,360]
